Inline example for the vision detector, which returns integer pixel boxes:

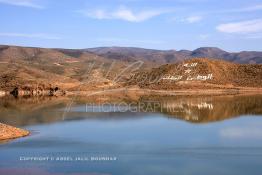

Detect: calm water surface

[0,94,262,175]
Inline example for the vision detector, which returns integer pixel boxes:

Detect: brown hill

[128,58,262,90]
[0,45,135,93]
[0,45,261,95]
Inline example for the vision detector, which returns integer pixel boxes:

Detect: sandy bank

[0,123,29,140]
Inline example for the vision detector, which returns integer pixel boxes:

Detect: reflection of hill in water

[0,96,149,127]
[0,96,73,126]
[0,94,262,126]
[140,95,262,123]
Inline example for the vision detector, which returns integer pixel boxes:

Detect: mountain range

[86,46,262,64]
[0,44,261,95]
[1,45,262,64]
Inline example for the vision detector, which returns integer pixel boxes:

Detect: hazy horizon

[2,43,262,53]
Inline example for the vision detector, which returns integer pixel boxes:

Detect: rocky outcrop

[10,86,66,97]
[0,91,5,97]
[0,123,29,140]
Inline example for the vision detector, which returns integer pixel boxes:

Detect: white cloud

[183,15,203,23]
[0,33,61,40]
[0,0,43,9]
[88,9,108,19]
[79,6,171,22]
[217,19,262,34]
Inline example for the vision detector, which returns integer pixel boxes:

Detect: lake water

[1,94,262,175]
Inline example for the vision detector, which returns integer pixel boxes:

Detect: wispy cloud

[172,15,203,24]
[0,0,44,9]
[79,6,172,22]
[0,33,61,40]
[225,3,262,13]
[183,15,203,23]
[217,19,262,34]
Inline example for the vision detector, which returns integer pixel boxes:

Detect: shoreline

[1,87,262,98]
[65,87,262,96]
[0,123,30,141]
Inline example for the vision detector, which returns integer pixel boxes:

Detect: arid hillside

[128,58,262,90]
[0,45,261,95]
[0,45,139,93]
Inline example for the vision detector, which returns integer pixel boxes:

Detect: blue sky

[0,0,262,51]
